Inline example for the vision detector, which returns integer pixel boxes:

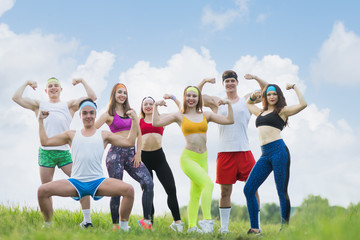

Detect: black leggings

[142,148,181,222]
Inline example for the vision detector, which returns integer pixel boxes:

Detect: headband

[46,77,61,88]
[266,86,277,94]
[222,72,238,81]
[186,87,199,95]
[142,97,155,103]
[79,101,97,112]
[116,83,127,92]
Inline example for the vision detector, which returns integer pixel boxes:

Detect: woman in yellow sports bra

[153,85,234,233]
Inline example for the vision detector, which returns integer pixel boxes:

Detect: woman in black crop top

[243,81,307,235]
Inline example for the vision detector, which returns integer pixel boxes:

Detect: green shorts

[38,148,73,168]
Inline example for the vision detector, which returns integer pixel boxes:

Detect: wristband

[249,96,256,101]
[171,95,176,100]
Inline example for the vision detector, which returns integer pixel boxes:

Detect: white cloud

[256,13,267,23]
[311,22,360,86]
[0,0,15,17]
[202,0,250,31]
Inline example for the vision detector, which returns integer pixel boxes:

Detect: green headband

[47,78,61,88]
[186,87,199,95]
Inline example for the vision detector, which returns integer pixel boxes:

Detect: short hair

[222,70,238,81]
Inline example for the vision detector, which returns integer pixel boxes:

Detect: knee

[38,184,50,198]
[123,184,134,198]
[220,187,231,199]
[243,184,255,198]
[143,179,154,192]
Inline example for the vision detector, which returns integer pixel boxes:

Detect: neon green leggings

[180,149,214,227]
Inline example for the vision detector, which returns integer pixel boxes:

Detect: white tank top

[39,101,72,150]
[217,97,251,152]
[71,129,104,182]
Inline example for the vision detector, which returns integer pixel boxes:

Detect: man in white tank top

[12,77,97,227]
[37,99,138,231]
[198,71,267,233]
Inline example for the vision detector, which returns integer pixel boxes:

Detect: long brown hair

[182,86,203,114]
[107,83,131,116]
[262,84,288,125]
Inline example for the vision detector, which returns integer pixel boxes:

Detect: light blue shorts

[68,178,106,201]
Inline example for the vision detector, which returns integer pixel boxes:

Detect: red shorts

[216,151,256,184]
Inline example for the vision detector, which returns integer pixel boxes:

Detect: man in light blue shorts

[37,99,138,231]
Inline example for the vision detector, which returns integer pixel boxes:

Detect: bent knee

[38,185,50,198]
[123,184,134,198]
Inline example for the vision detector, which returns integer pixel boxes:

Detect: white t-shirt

[217,97,251,152]
[71,130,104,182]
[39,101,72,151]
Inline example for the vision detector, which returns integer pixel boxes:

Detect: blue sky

[1,0,359,215]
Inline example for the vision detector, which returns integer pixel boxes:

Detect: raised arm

[95,112,112,129]
[244,74,269,91]
[197,77,220,113]
[163,93,181,111]
[206,99,234,125]
[68,78,98,114]
[246,91,263,116]
[152,100,181,127]
[280,83,307,117]
[12,81,40,114]
[38,110,73,146]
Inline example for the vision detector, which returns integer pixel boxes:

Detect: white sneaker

[80,221,93,229]
[187,226,203,234]
[120,226,131,232]
[169,221,184,232]
[198,219,214,233]
[219,227,229,234]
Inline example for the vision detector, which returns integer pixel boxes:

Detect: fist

[163,93,171,100]
[218,99,230,106]
[39,110,49,120]
[72,78,83,86]
[286,83,295,90]
[126,109,137,120]
[28,81,38,90]
[155,100,167,107]
[204,77,216,84]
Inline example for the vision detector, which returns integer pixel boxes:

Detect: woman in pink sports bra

[95,83,154,231]
[139,95,185,231]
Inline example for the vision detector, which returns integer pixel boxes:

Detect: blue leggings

[244,139,290,229]
[106,145,154,223]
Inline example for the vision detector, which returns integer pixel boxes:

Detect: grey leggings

[106,145,154,223]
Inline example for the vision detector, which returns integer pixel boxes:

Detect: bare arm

[246,91,263,117]
[206,99,234,125]
[12,81,40,113]
[95,112,111,129]
[280,84,307,117]
[244,74,269,90]
[163,93,181,110]
[68,78,98,114]
[152,100,181,127]
[38,110,73,146]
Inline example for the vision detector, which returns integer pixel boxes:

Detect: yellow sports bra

[181,113,208,136]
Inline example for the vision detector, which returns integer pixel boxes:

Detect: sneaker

[247,228,261,235]
[219,227,229,234]
[138,218,152,230]
[42,222,52,228]
[169,221,184,232]
[80,221,93,229]
[187,226,203,234]
[198,219,214,233]
[112,225,120,232]
[120,226,131,232]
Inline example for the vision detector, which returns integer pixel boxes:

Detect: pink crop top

[109,111,132,133]
[139,118,164,136]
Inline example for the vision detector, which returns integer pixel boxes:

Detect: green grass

[1,197,359,240]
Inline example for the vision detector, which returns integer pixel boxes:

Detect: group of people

[12,69,307,235]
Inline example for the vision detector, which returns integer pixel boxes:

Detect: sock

[82,209,91,223]
[120,221,129,230]
[219,207,231,230]
[258,210,261,230]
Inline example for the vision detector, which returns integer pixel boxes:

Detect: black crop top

[255,111,285,131]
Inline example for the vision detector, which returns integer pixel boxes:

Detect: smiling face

[115,87,127,104]
[185,90,199,108]
[222,77,238,93]
[80,106,96,128]
[266,91,278,106]
[45,82,62,100]
[142,99,154,116]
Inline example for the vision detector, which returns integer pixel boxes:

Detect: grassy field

[0,197,359,240]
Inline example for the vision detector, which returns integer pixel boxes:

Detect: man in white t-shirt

[12,77,97,227]
[198,71,267,233]
[38,99,137,231]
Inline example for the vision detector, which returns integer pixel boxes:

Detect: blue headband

[266,86,277,94]
[79,101,97,112]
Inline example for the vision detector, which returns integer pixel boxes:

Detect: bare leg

[39,166,55,184]
[38,179,78,222]
[219,184,232,207]
[96,178,134,222]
